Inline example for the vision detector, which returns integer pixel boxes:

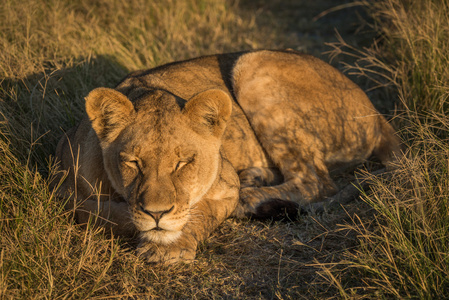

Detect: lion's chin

[140,229,182,245]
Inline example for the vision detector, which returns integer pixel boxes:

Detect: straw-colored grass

[318,0,449,298]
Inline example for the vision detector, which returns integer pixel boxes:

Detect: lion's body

[55,50,400,263]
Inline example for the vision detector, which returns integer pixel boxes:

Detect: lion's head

[85,87,232,244]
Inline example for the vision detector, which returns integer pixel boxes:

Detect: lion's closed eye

[175,155,195,172]
[120,152,142,177]
[124,159,139,170]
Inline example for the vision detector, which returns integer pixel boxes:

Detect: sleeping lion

[54,50,400,263]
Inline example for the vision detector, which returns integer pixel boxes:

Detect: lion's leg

[233,167,301,219]
[233,97,339,218]
[238,167,283,188]
[232,161,337,218]
[232,106,340,218]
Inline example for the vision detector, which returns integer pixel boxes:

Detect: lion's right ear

[183,89,233,138]
[85,88,135,144]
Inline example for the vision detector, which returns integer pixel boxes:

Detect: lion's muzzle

[139,204,175,229]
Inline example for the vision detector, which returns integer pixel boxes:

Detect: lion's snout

[133,200,186,234]
[140,204,174,225]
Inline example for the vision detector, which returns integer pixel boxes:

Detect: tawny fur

[54,50,400,263]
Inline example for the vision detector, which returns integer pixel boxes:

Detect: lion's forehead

[115,94,205,167]
[119,123,199,163]
[123,106,189,139]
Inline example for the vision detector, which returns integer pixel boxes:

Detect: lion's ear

[183,89,232,138]
[85,88,135,144]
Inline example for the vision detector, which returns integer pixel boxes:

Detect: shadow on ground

[236,0,374,56]
[0,55,127,168]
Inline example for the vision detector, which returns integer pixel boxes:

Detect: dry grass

[318,0,449,298]
[2,0,447,298]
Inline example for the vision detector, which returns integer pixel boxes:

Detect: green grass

[1,0,448,298]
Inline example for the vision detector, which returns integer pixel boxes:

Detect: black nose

[140,205,174,222]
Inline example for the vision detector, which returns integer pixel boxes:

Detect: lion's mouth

[140,227,183,244]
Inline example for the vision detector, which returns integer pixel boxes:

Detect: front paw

[137,241,196,264]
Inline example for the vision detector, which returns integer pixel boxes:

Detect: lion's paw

[230,187,261,218]
[137,241,196,264]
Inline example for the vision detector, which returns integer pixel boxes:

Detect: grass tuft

[318,0,449,298]
[335,130,449,298]
[0,135,122,299]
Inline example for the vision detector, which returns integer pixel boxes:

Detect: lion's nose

[140,205,174,222]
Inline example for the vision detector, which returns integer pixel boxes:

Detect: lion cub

[55,50,400,263]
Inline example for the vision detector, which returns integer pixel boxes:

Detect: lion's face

[85,88,232,244]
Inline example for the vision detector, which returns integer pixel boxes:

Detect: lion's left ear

[183,89,232,138]
[85,88,135,144]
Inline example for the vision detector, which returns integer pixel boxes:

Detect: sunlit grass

[371,0,449,115]
[319,0,449,298]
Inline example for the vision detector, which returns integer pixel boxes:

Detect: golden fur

[55,50,400,263]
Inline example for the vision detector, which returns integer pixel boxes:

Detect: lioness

[55,50,400,263]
